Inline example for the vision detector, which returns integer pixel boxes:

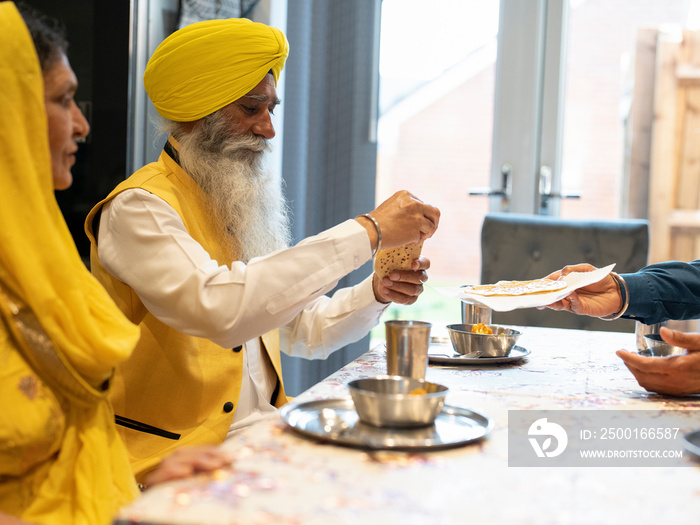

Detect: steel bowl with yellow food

[446,323,522,358]
[347,376,448,428]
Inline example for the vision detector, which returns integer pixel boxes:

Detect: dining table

[113,325,700,525]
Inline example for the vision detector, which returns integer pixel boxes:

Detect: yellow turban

[144,18,289,122]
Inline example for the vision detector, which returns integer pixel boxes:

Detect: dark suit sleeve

[621,260,700,324]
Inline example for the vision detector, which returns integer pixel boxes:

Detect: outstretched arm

[545,260,700,325]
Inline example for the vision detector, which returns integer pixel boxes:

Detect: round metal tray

[280,397,492,451]
[428,345,530,365]
[683,429,700,461]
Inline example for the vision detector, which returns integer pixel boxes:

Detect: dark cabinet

[30,1,130,261]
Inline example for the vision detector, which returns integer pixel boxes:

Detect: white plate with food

[436,264,615,312]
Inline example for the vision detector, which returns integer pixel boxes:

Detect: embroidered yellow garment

[144,17,289,121]
[84,137,287,482]
[0,3,141,524]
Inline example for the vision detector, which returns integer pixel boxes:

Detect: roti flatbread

[374,242,424,278]
[462,278,567,297]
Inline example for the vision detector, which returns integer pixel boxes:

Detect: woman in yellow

[0,4,229,524]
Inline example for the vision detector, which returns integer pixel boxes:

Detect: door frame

[490,0,569,215]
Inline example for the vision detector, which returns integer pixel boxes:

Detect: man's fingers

[382,277,424,296]
[411,256,430,272]
[544,270,562,280]
[559,263,597,277]
[660,327,700,352]
[616,349,647,372]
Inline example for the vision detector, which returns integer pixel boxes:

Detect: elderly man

[85,18,439,482]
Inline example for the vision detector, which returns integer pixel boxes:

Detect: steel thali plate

[428,344,530,365]
[683,429,700,461]
[280,397,492,451]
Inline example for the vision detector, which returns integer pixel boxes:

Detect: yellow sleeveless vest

[85,137,287,482]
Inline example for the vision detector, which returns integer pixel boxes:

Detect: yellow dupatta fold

[0,3,141,524]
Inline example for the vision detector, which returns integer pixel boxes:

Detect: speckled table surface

[114,326,700,525]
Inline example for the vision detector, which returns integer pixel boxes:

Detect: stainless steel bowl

[643,334,686,357]
[446,323,522,358]
[347,376,448,428]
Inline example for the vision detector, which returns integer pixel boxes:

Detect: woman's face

[43,54,89,190]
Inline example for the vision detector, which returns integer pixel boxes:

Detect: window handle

[468,163,512,198]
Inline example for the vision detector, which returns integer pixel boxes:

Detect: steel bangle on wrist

[599,272,629,321]
[358,213,382,257]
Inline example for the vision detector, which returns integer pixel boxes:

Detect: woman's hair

[17,2,68,72]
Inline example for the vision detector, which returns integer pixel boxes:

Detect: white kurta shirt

[97,189,388,435]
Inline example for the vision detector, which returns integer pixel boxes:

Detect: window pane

[560,0,693,219]
[376,0,499,327]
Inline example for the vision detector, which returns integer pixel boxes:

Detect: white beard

[171,112,291,263]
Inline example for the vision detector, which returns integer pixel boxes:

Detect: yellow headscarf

[0,3,140,524]
[144,17,289,122]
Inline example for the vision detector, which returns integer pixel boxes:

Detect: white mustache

[226,134,270,153]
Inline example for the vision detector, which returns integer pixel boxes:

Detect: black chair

[480,213,649,332]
